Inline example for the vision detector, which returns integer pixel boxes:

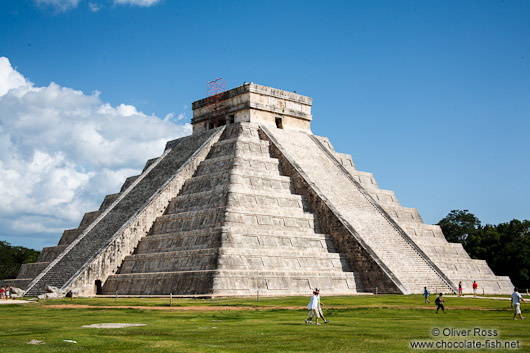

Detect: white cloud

[88,2,103,12]
[34,0,82,12]
[0,58,26,96]
[114,0,160,7]
[0,57,191,248]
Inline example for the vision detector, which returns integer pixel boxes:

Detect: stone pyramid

[9,83,512,297]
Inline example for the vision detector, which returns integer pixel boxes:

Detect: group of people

[457,280,479,297]
[423,281,480,313]
[423,283,527,319]
[423,287,447,313]
[423,280,480,306]
[0,286,11,300]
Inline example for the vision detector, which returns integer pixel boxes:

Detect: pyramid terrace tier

[135,227,333,254]
[167,188,304,214]
[150,209,319,234]
[102,270,362,296]
[193,155,283,177]
[116,247,350,274]
[206,136,272,159]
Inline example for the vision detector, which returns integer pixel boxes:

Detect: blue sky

[0,0,529,249]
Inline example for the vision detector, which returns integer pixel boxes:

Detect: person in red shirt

[472,281,478,297]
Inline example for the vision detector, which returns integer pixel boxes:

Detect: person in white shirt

[315,288,329,323]
[306,290,320,325]
[511,287,527,320]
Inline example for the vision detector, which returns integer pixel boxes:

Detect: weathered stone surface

[9,286,25,297]
[192,83,313,134]
[37,285,67,300]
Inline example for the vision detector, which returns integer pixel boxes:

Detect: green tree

[0,241,40,280]
[438,211,530,290]
[437,209,481,244]
[492,220,530,289]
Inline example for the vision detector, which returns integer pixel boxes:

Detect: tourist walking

[0,286,5,300]
[306,290,320,325]
[472,281,478,297]
[424,287,430,303]
[5,286,10,299]
[458,281,463,296]
[511,287,527,320]
[435,293,446,314]
[315,288,329,323]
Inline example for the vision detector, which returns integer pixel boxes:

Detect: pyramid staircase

[6,193,119,290]
[23,129,222,297]
[291,133,512,294]
[319,140,513,294]
[261,126,456,294]
[102,123,363,296]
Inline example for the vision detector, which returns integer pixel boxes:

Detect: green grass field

[0,295,528,352]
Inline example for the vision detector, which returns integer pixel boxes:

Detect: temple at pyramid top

[191,82,313,134]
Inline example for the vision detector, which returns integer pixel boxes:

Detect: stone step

[195,155,281,176]
[167,188,229,214]
[224,210,318,231]
[227,204,310,218]
[223,230,332,250]
[118,249,219,273]
[178,170,294,196]
[148,226,328,240]
[222,225,326,238]
[135,228,224,253]
[206,137,271,159]
[228,173,293,191]
[168,188,304,214]
[151,208,226,233]
[177,174,231,196]
[219,122,262,141]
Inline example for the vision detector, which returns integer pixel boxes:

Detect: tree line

[0,241,40,281]
[438,210,530,290]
